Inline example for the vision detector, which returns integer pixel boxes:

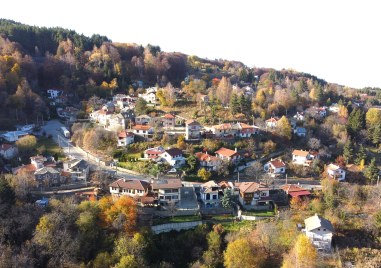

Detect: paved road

[41,120,148,181]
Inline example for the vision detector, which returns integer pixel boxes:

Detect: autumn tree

[355,145,367,165]
[15,135,37,156]
[216,76,232,105]
[366,107,381,127]
[199,231,222,268]
[281,234,317,268]
[176,135,186,150]
[276,116,292,140]
[338,105,349,119]
[198,168,212,181]
[308,138,321,150]
[224,238,264,268]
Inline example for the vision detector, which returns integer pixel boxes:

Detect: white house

[160,148,186,168]
[304,214,334,251]
[132,125,154,140]
[292,150,317,166]
[185,119,202,140]
[327,163,346,181]
[109,178,150,198]
[47,89,62,99]
[89,108,113,126]
[264,159,286,176]
[105,114,125,132]
[195,152,222,171]
[117,131,134,146]
[144,146,166,160]
[0,144,18,159]
[265,117,279,128]
[293,112,305,121]
[138,92,157,104]
[200,180,221,207]
[151,178,182,205]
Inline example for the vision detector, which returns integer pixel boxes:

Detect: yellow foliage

[282,234,317,268]
[224,238,261,268]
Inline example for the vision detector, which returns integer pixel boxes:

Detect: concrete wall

[151,221,202,234]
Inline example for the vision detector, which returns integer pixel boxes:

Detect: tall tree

[221,188,233,209]
[343,139,354,164]
[216,76,232,106]
[372,123,381,147]
[134,97,148,115]
[364,158,379,185]
[276,116,292,140]
[366,108,381,127]
[224,238,264,268]
[0,175,15,206]
[347,108,365,137]
[355,145,367,165]
[230,93,239,115]
[281,234,317,268]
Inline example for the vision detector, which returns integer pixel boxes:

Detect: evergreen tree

[221,188,233,209]
[347,108,365,137]
[372,123,381,146]
[364,158,379,184]
[355,145,367,165]
[0,175,15,206]
[238,94,246,114]
[343,139,354,164]
[230,93,239,115]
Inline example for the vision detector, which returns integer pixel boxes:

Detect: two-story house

[63,158,89,181]
[151,178,182,205]
[34,167,61,187]
[185,119,202,140]
[236,181,271,210]
[0,144,18,159]
[215,147,241,164]
[161,114,176,128]
[292,150,318,166]
[264,159,286,176]
[144,146,165,160]
[133,125,154,140]
[265,117,279,128]
[236,123,260,137]
[200,180,221,208]
[105,114,125,132]
[195,151,222,171]
[135,114,152,125]
[304,214,334,250]
[109,178,154,206]
[117,131,134,146]
[327,163,346,181]
[161,148,186,168]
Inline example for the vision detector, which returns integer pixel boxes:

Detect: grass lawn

[152,215,201,225]
[220,219,256,231]
[37,137,65,160]
[241,210,275,217]
[124,152,142,159]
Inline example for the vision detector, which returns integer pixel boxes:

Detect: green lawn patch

[220,219,256,231]
[152,215,201,225]
[37,137,65,160]
[241,209,275,217]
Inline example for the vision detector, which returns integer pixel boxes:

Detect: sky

[1,0,380,88]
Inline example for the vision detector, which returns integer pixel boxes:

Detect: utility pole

[286,173,288,185]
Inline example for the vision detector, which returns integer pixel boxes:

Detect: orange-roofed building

[264,158,286,177]
[117,130,134,146]
[215,147,241,164]
[161,113,176,128]
[195,151,222,171]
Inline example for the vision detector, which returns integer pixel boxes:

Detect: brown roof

[163,113,175,119]
[195,152,220,162]
[281,184,310,195]
[215,147,238,157]
[118,131,134,138]
[165,148,183,157]
[133,125,152,131]
[213,123,232,130]
[269,159,286,168]
[109,179,150,191]
[12,164,37,175]
[185,119,200,125]
[0,144,13,151]
[152,178,182,190]
[238,181,269,193]
[292,150,309,157]
[266,117,279,122]
[238,123,254,129]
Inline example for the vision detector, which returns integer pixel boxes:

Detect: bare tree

[245,161,263,181]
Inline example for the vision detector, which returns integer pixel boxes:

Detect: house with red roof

[195,151,222,171]
[117,130,134,146]
[292,150,318,166]
[264,158,286,176]
[281,184,311,199]
[132,125,154,140]
[161,113,175,128]
[144,146,166,160]
[265,117,279,128]
[327,163,346,181]
[0,143,18,159]
[215,147,241,164]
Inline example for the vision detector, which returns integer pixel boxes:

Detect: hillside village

[1,19,381,267]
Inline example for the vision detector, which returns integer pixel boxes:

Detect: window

[165,196,171,200]
[318,228,320,231]
[172,195,178,200]
[323,229,326,231]
[260,192,267,197]
[212,195,217,200]
[160,196,164,200]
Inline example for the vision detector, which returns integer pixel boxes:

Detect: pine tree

[364,158,379,184]
[221,188,233,209]
[347,108,365,137]
[343,139,354,164]
[238,94,246,114]
[355,145,367,165]
[230,93,239,115]
[372,123,381,146]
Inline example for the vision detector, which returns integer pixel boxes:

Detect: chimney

[235,148,237,152]
[206,151,208,155]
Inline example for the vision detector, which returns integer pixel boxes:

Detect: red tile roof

[269,159,286,168]
[195,152,219,162]
[133,125,152,131]
[185,119,200,125]
[163,113,175,119]
[238,181,269,193]
[215,147,238,157]
[152,178,182,190]
[292,150,309,157]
